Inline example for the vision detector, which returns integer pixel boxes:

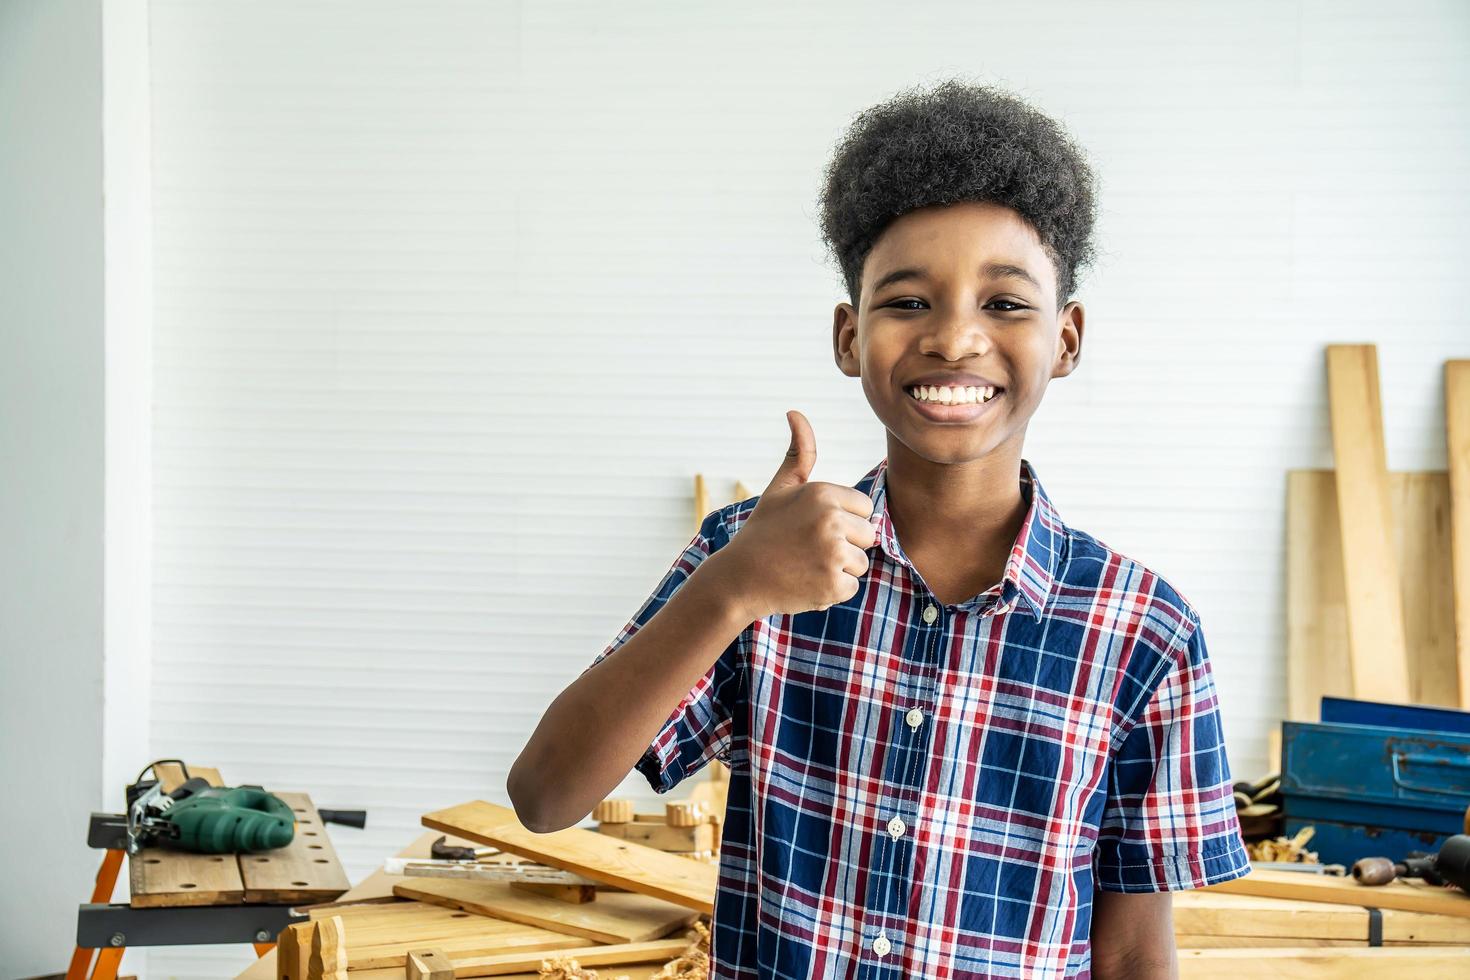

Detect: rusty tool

[1350,834,1470,892]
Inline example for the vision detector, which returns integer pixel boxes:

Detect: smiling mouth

[905,384,1003,405]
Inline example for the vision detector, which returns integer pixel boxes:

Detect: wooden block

[597,820,714,852]
[593,799,634,823]
[307,915,348,980]
[394,877,697,944]
[1176,945,1470,978]
[1201,865,1470,919]
[449,938,691,978]
[241,791,351,904]
[422,800,718,914]
[665,802,702,827]
[1448,359,1470,708]
[275,922,310,980]
[510,881,596,903]
[1325,343,1411,702]
[406,948,455,980]
[129,848,245,908]
[1287,469,1460,719]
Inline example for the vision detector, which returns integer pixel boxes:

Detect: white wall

[140,1,1468,974]
[0,0,106,972]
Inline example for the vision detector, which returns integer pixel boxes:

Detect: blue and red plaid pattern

[588,457,1250,979]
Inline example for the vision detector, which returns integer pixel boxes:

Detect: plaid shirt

[589,457,1250,979]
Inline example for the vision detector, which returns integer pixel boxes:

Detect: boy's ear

[833,302,860,378]
[1052,300,1084,379]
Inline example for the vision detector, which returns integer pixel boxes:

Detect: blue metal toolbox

[1280,697,1470,866]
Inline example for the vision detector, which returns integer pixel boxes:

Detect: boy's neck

[881,435,1029,592]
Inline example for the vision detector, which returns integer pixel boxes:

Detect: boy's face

[833,201,1083,465]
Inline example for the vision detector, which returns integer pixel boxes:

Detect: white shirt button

[905,707,924,729]
[922,603,938,624]
[872,933,891,956]
[887,816,906,838]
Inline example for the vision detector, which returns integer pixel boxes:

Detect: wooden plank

[349,928,585,971]
[1448,359,1470,708]
[406,948,454,980]
[241,791,351,904]
[422,801,717,915]
[312,899,586,970]
[1395,472,1460,706]
[128,848,245,908]
[509,881,596,903]
[1286,469,1353,721]
[1175,934,1356,948]
[333,910,521,948]
[1286,469,1460,719]
[1172,889,1367,941]
[1325,343,1411,702]
[1177,945,1470,978]
[449,938,693,977]
[394,877,697,944]
[597,820,715,852]
[1171,889,1470,944]
[1201,866,1470,919]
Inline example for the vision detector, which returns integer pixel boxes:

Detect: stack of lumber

[1287,348,1470,726]
[249,801,718,980]
[1175,866,1470,976]
[232,801,1470,978]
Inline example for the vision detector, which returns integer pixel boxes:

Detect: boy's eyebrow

[871,262,1042,294]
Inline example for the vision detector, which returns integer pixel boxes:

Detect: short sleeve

[584,505,747,795]
[1092,611,1252,892]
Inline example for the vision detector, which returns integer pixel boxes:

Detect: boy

[509,79,1250,979]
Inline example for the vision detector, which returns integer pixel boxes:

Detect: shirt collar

[855,456,1064,622]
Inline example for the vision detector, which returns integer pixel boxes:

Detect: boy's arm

[509,412,872,834]
[507,544,754,833]
[1090,891,1178,979]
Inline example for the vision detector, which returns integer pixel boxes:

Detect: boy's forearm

[507,547,757,833]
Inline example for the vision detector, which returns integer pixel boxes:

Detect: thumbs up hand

[718,411,878,619]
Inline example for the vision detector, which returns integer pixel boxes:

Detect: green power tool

[126,761,295,855]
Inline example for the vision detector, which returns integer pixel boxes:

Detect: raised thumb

[765,410,817,492]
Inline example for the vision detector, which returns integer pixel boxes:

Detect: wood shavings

[538,921,711,980]
[647,920,711,980]
[1246,825,1319,863]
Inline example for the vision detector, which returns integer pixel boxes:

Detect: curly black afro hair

[817,78,1099,312]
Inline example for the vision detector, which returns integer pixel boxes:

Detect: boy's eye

[884,298,1029,312]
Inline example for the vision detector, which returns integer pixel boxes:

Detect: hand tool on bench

[429,834,498,861]
[125,760,367,855]
[1352,834,1470,891]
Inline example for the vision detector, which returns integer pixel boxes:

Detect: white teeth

[907,384,1000,405]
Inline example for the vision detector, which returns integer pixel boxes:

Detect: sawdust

[538,920,711,980]
[1245,825,1319,863]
